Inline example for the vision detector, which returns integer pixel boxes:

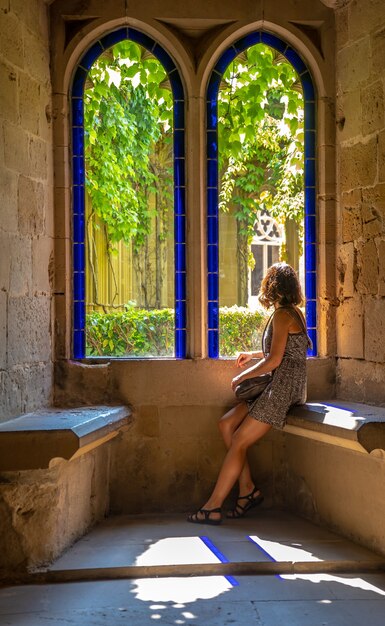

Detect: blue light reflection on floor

[200,536,239,587]
[248,535,283,580]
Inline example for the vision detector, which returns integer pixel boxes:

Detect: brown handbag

[234,372,272,401]
[234,306,311,402]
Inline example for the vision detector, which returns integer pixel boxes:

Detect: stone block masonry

[336,0,385,403]
[0,0,53,422]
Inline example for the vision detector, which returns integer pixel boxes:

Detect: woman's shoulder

[272,306,305,330]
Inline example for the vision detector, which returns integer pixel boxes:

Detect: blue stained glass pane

[73,330,85,359]
[175,272,186,300]
[73,213,85,243]
[207,159,218,188]
[207,99,217,131]
[304,102,316,130]
[72,67,87,97]
[72,98,83,126]
[152,43,176,73]
[101,28,128,50]
[174,101,185,129]
[305,272,317,300]
[208,302,219,328]
[305,243,317,270]
[207,216,218,244]
[72,127,84,157]
[175,300,186,329]
[175,329,186,359]
[208,273,219,301]
[261,32,287,53]
[208,330,219,358]
[305,214,316,242]
[307,329,317,356]
[74,301,85,330]
[73,243,85,272]
[207,131,218,159]
[73,271,85,301]
[207,244,218,273]
[301,72,315,101]
[214,47,238,75]
[174,187,185,215]
[305,158,316,188]
[72,156,85,185]
[304,130,316,159]
[80,42,104,70]
[207,71,222,98]
[207,188,218,217]
[284,47,307,75]
[128,28,155,51]
[175,214,185,243]
[174,159,185,187]
[175,243,186,272]
[306,300,317,328]
[72,185,85,215]
[169,71,184,99]
[234,32,261,53]
[305,187,316,217]
[174,130,185,158]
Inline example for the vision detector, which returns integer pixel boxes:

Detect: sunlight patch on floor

[281,573,385,596]
[249,535,322,562]
[134,537,224,566]
[132,575,233,603]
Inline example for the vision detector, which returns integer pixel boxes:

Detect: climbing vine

[218,44,304,243]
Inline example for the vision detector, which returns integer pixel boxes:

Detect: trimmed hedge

[86,305,268,357]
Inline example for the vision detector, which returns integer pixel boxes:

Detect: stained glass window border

[206,31,317,357]
[71,28,186,359]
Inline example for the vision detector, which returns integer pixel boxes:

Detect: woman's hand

[236,351,263,367]
[236,352,253,368]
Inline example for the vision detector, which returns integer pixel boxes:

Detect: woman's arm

[231,309,291,390]
[235,350,264,368]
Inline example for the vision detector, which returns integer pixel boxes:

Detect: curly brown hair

[258,263,304,309]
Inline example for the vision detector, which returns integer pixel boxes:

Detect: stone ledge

[286,400,385,455]
[0,406,133,471]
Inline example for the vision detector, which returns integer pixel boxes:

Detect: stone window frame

[70,28,187,359]
[206,31,317,357]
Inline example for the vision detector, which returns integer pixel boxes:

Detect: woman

[188,262,311,525]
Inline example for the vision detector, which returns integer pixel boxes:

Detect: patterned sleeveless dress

[247,307,311,430]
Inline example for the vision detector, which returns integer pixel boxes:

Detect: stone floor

[1,510,385,625]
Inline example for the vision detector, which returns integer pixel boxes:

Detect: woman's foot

[226,487,264,519]
[187,507,222,525]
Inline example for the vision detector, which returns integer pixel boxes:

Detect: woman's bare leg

[192,416,271,522]
[218,403,257,495]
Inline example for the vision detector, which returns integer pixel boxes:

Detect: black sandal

[226,487,264,519]
[187,507,222,525]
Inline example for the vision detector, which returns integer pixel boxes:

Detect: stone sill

[286,400,385,456]
[0,406,133,471]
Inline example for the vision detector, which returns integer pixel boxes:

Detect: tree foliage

[84,41,173,250]
[218,45,304,242]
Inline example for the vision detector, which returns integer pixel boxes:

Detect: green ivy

[218,44,305,241]
[86,306,269,357]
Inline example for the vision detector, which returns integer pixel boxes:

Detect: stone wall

[336,0,385,402]
[0,0,53,422]
[284,434,385,556]
[0,446,110,571]
[55,357,335,513]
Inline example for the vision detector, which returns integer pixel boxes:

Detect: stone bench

[286,399,385,456]
[0,405,133,471]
